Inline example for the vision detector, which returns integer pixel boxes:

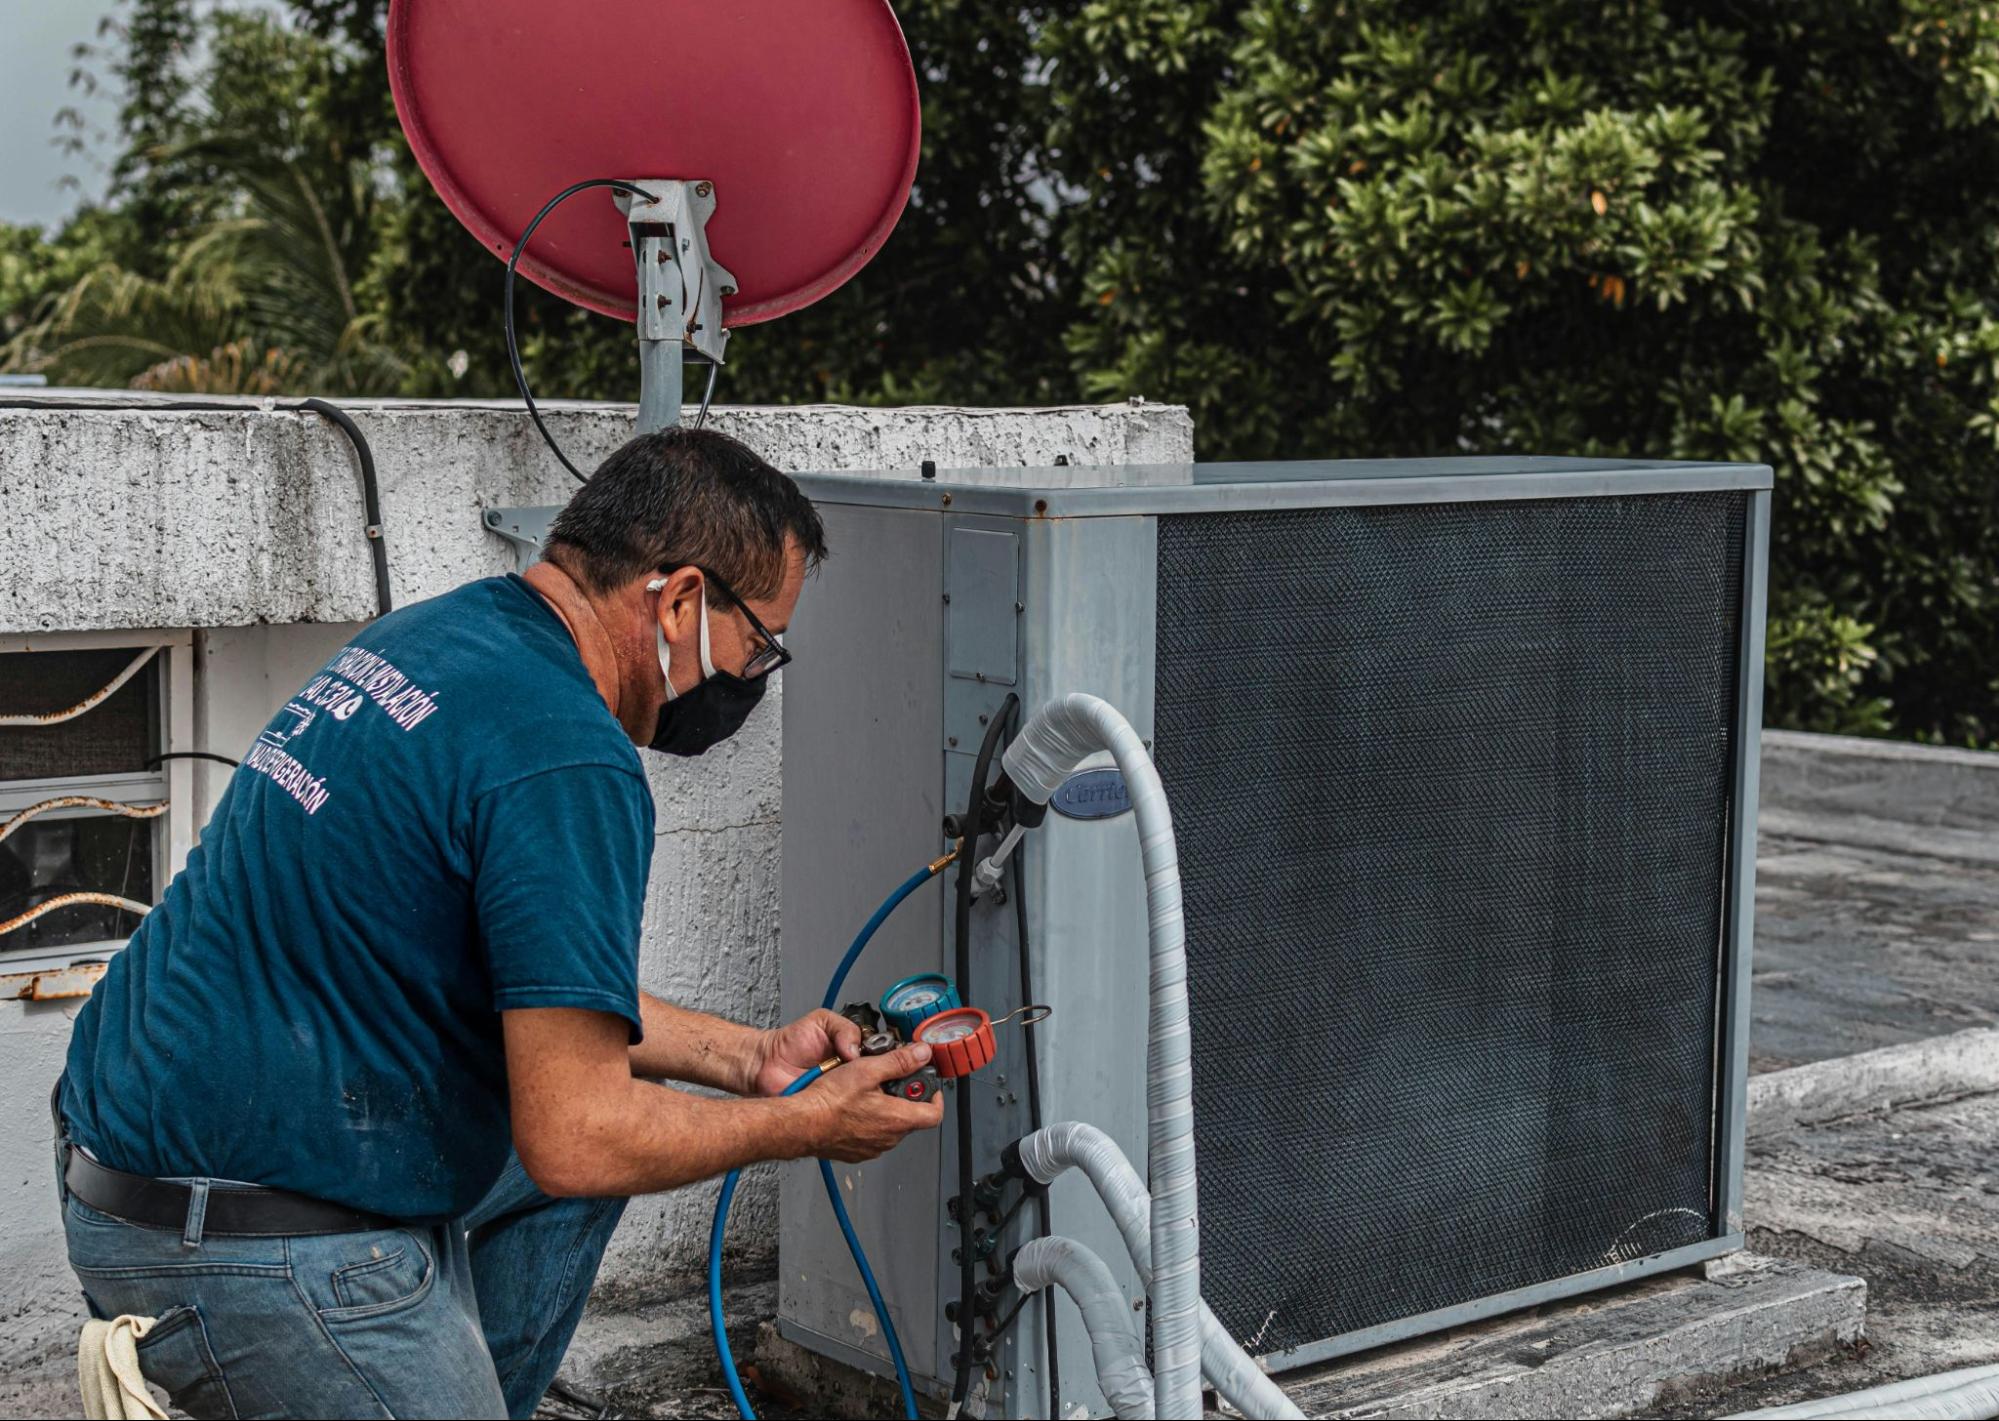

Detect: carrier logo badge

[259,701,316,748]
[1050,767,1132,821]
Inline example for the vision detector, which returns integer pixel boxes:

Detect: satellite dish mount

[620,180,736,432]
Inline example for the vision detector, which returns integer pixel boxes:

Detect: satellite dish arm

[619,180,736,433]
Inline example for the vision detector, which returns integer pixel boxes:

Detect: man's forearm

[630,992,765,1093]
[535,1072,821,1195]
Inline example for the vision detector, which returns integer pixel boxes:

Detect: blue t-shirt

[62,576,654,1221]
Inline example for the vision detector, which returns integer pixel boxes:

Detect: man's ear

[648,566,706,641]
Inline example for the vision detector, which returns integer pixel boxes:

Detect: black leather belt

[63,1145,400,1237]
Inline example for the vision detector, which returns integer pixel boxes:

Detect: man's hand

[748,1008,864,1097]
[504,1008,940,1197]
[798,1043,946,1162]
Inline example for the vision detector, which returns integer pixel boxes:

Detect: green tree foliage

[3,0,1994,744]
[6,10,399,393]
[1050,0,1999,744]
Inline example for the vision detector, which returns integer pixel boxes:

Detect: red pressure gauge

[912,1007,997,1079]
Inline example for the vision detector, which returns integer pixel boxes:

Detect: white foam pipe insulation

[1001,693,1204,1420]
[1014,1122,1305,1421]
[1726,1363,1999,1420]
[1012,1237,1155,1420]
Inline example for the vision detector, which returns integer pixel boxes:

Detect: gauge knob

[879,972,961,1036]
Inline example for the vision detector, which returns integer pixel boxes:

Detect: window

[0,631,194,976]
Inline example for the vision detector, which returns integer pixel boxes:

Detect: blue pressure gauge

[879,972,961,1036]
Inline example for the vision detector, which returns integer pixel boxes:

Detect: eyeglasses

[694,566,792,679]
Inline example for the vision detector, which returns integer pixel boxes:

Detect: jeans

[58,1148,627,1420]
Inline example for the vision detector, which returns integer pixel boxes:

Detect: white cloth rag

[78,1315,169,1420]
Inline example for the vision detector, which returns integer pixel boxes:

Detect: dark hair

[545,428,827,602]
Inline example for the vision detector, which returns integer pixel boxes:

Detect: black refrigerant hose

[1013,835,1060,1419]
[951,693,1017,1410]
[0,396,391,616]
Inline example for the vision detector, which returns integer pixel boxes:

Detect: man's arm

[630,993,764,1090]
[508,1007,941,1197]
[630,993,865,1096]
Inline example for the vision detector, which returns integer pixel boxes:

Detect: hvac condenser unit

[779,456,1770,1418]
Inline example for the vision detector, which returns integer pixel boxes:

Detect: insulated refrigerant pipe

[999,694,1202,1420]
[1010,1237,1153,1421]
[1725,1363,1999,1420]
[1010,1122,1305,1421]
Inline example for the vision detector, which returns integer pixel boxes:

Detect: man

[54,428,941,1418]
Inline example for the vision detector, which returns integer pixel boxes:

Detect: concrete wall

[0,396,1194,632]
[0,396,1193,1390]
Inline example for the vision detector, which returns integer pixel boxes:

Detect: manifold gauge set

[852,975,1050,1101]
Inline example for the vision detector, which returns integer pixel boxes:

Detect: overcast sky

[2,1,122,228]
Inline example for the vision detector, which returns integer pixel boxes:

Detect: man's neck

[522,561,624,723]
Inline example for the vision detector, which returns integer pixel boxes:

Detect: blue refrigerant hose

[709,857,953,1421]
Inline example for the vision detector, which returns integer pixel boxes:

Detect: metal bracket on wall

[483,506,561,570]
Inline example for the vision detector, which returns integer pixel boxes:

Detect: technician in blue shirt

[54,428,942,1419]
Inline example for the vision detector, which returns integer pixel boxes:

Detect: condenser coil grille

[1153,492,1745,1358]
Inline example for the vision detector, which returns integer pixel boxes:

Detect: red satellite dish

[387,0,921,327]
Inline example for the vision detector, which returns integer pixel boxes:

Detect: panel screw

[656,295,668,311]
[695,181,713,198]
[948,736,959,748]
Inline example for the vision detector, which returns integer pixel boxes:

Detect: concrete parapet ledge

[1760,730,1999,866]
[1746,1027,1999,1138]
[0,393,1194,634]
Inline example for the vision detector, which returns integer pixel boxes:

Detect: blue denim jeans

[59,1151,626,1420]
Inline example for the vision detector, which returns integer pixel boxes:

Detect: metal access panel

[778,457,1770,1416]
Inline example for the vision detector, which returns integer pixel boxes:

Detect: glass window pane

[0,812,155,953]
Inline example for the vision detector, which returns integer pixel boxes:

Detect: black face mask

[648,671,766,757]
[648,579,769,756]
